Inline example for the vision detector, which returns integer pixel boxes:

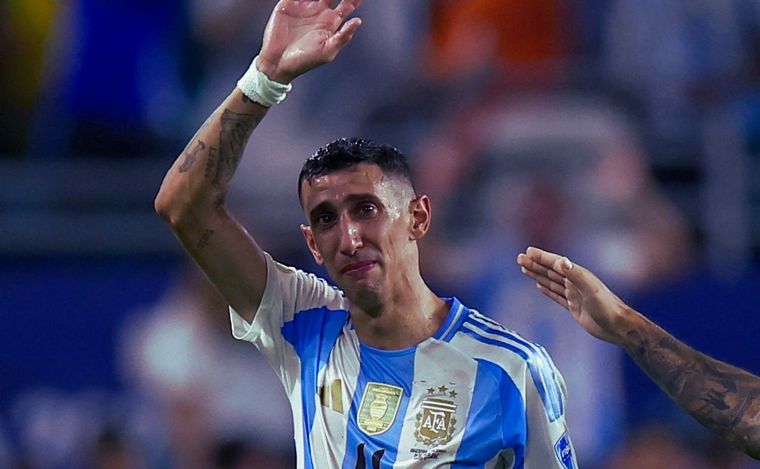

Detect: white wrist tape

[237,56,292,107]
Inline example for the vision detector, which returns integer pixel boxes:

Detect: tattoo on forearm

[209,109,259,187]
[625,327,760,457]
[179,139,207,173]
[241,93,254,104]
[197,229,214,250]
[204,146,219,179]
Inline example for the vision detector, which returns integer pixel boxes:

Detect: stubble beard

[347,280,384,318]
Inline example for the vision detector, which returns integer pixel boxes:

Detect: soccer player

[517,246,760,460]
[155,1,577,467]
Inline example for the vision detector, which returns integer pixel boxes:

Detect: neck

[349,274,448,350]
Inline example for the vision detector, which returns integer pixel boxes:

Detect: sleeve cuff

[228,252,276,342]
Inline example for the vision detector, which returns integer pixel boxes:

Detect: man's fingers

[516,253,566,284]
[325,17,361,58]
[522,247,603,296]
[536,284,570,310]
[520,265,566,297]
[525,246,564,270]
[557,259,607,300]
[525,247,575,278]
[334,0,362,18]
[565,278,583,304]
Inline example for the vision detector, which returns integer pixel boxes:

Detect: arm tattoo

[179,139,207,173]
[204,146,219,179]
[196,228,214,250]
[625,327,760,458]
[209,109,260,187]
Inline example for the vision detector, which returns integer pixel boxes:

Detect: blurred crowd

[2,0,760,467]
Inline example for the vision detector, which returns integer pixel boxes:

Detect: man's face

[299,163,428,310]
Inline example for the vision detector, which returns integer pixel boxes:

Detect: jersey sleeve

[522,344,578,469]
[228,252,346,394]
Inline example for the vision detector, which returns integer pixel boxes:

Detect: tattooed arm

[517,247,760,459]
[155,0,362,322]
[621,311,760,458]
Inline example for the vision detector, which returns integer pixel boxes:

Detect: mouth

[340,261,377,276]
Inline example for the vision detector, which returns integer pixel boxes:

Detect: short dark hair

[298,137,414,205]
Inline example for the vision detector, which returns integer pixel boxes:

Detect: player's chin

[345,283,383,312]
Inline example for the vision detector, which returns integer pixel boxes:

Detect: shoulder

[265,253,347,312]
[451,308,564,390]
[453,308,552,368]
[455,308,568,422]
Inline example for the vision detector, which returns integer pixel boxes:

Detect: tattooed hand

[517,246,760,460]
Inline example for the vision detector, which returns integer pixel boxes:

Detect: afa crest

[414,386,458,446]
[357,382,404,436]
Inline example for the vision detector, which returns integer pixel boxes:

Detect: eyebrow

[307,193,383,223]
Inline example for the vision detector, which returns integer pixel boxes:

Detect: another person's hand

[258,0,363,83]
[516,246,634,345]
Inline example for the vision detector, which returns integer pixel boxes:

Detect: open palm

[517,247,630,345]
[259,0,362,83]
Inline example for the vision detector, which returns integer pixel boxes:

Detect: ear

[408,194,432,240]
[300,224,325,265]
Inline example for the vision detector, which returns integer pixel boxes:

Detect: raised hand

[516,246,632,345]
[258,0,363,83]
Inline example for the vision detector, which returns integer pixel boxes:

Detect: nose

[338,215,363,256]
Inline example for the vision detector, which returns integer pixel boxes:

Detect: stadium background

[1,0,760,467]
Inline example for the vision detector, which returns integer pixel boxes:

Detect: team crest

[414,386,458,446]
[357,382,403,435]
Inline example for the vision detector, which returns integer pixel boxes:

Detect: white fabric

[236,56,292,107]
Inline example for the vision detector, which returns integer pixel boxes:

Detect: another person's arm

[154,0,361,323]
[517,247,760,459]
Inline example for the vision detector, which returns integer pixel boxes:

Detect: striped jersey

[230,253,577,468]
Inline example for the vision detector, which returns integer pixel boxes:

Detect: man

[155,1,576,467]
[517,246,760,460]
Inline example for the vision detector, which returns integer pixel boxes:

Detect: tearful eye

[359,203,377,215]
[317,213,336,226]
